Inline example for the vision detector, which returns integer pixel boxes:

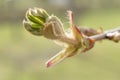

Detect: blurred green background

[0,0,120,80]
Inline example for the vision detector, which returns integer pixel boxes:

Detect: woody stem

[89,27,120,41]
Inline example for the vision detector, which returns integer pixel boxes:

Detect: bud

[107,31,120,42]
[23,8,49,36]
[23,8,65,39]
[113,31,120,42]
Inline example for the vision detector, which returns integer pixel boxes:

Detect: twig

[23,8,120,68]
[89,27,120,42]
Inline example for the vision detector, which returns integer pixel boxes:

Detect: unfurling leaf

[23,8,96,68]
[23,8,49,36]
[23,20,43,35]
[43,15,65,39]
[23,8,66,40]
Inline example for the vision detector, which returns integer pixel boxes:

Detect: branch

[89,27,120,42]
